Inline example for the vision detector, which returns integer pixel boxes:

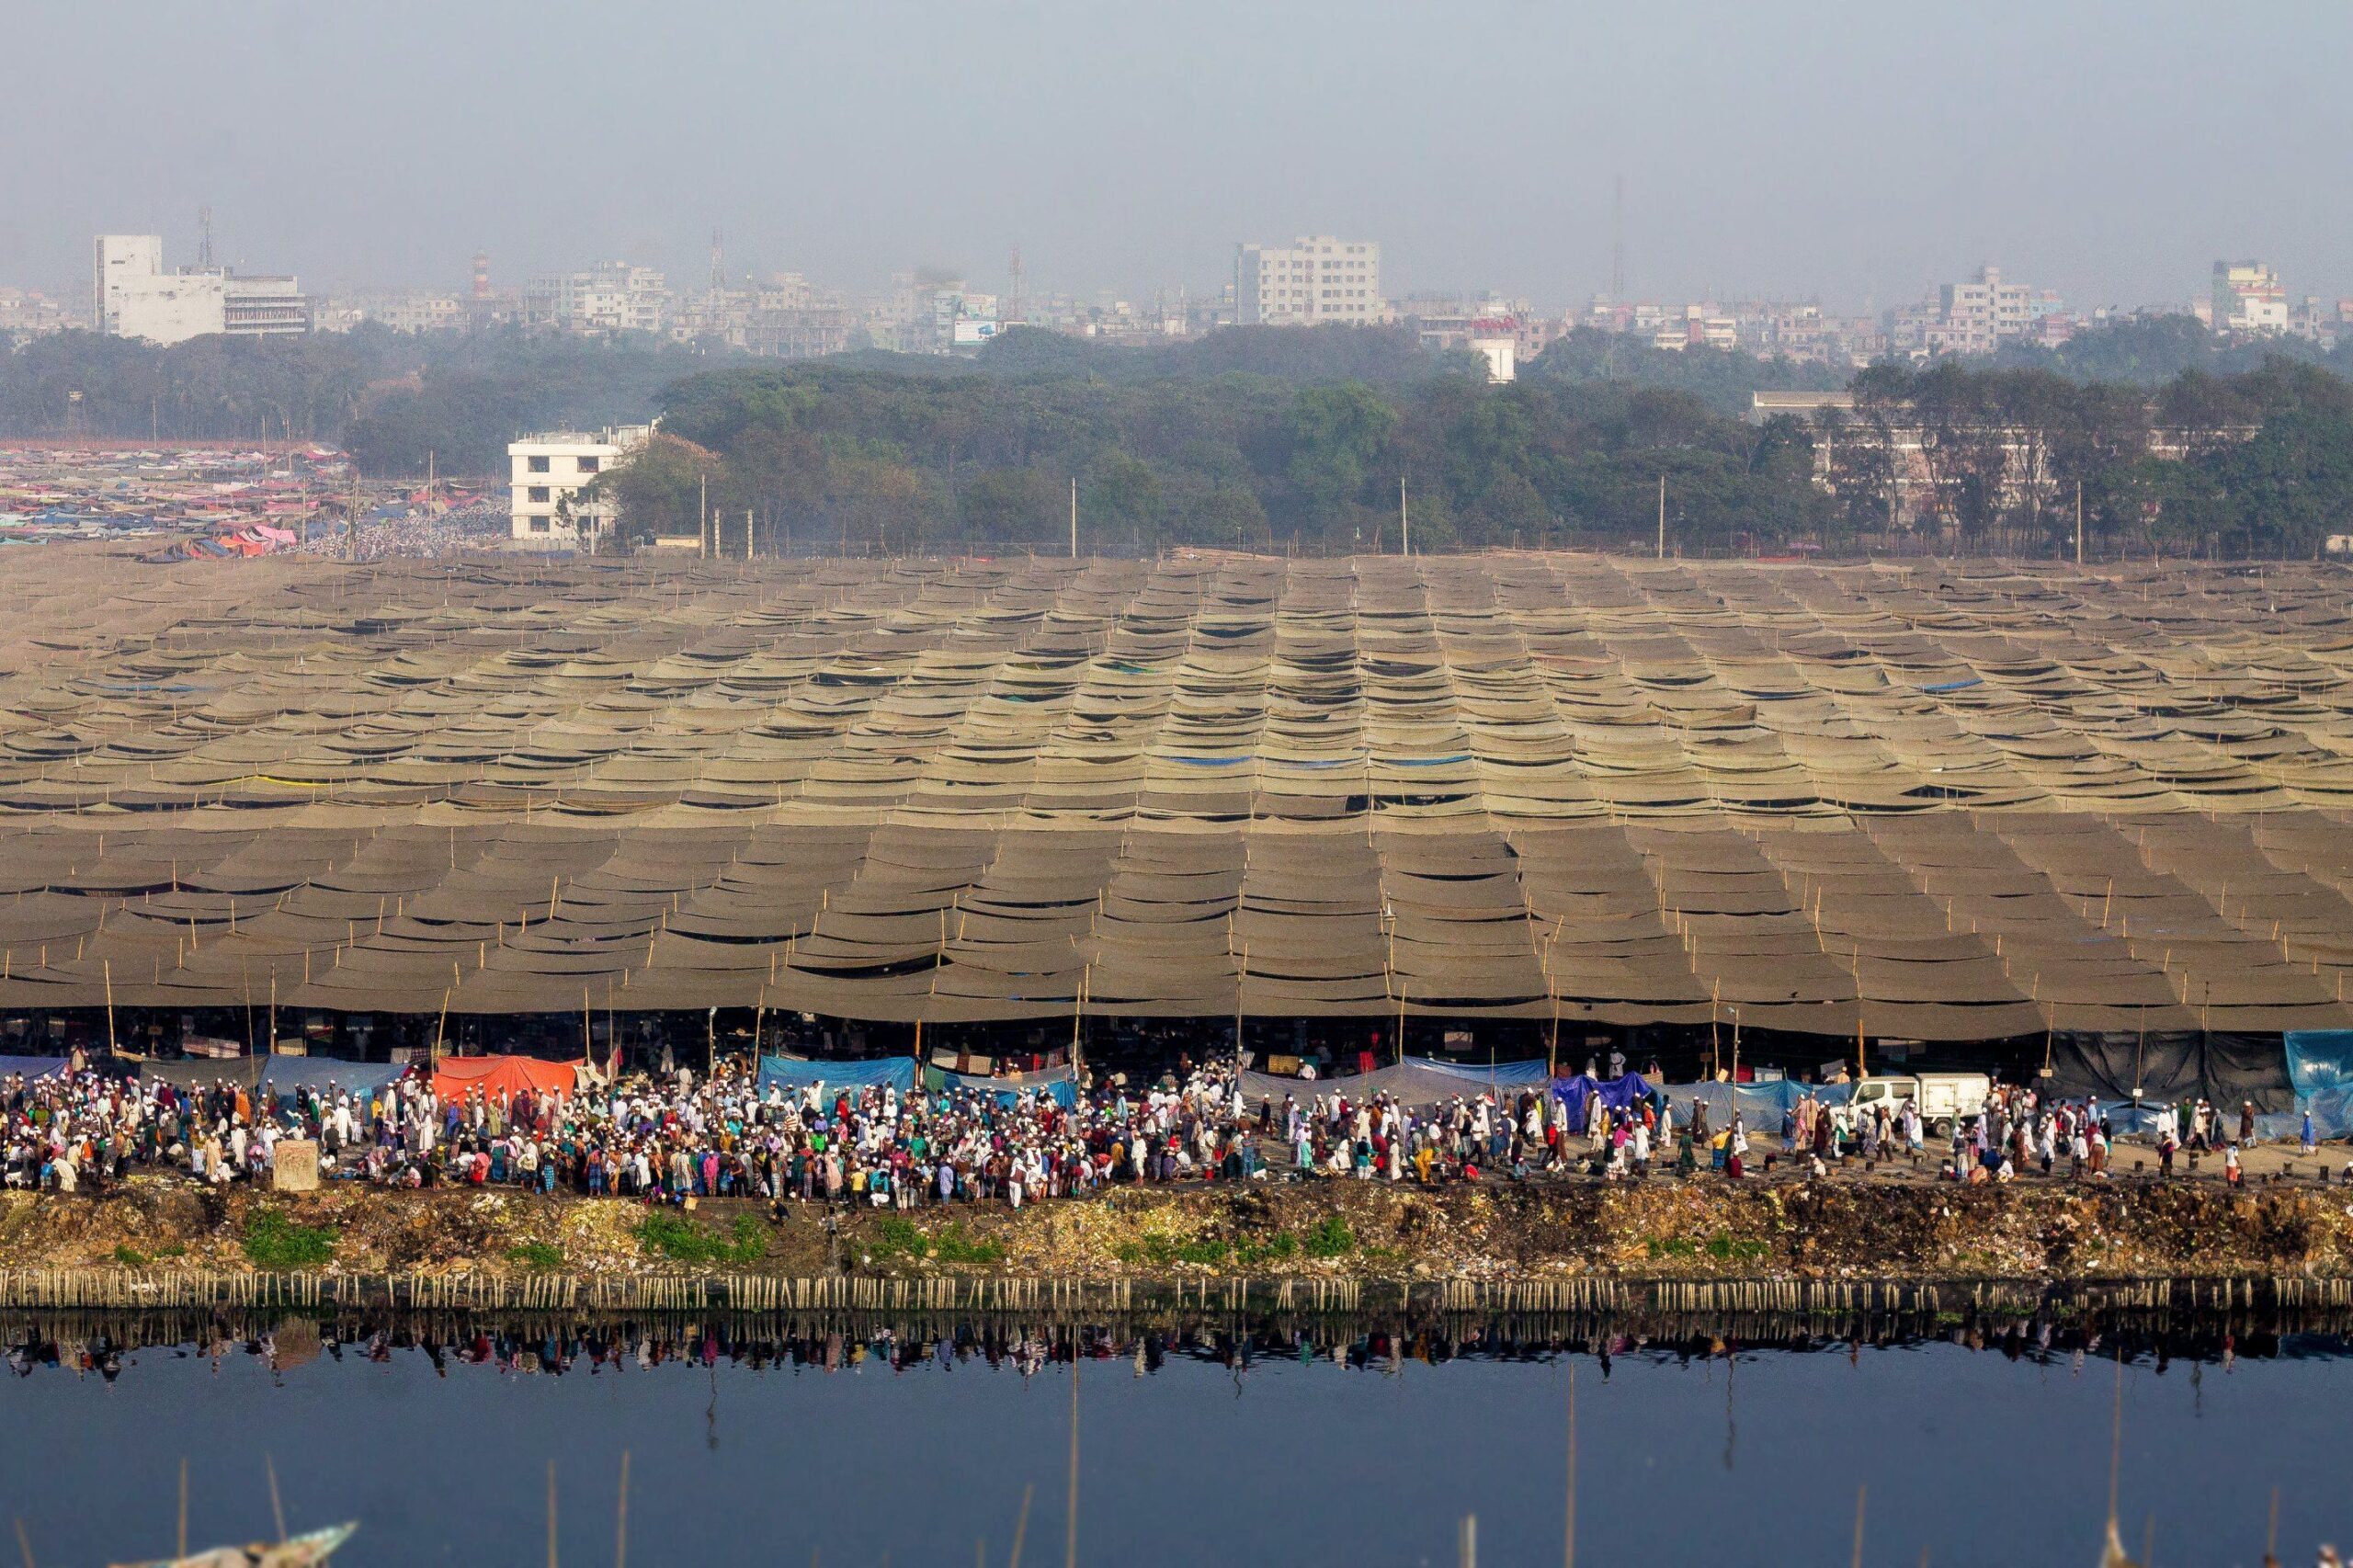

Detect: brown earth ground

[9,1148,2353,1286]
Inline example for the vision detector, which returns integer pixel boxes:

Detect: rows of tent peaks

[0,550,2343,1036]
[0,806,2346,1038]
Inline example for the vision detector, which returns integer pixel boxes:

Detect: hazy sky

[6,0,2347,313]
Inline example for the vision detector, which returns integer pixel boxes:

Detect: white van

[1837,1073,1992,1140]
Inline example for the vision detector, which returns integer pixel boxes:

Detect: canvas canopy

[0,551,2342,1062]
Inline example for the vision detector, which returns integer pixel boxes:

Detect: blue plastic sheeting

[1411,1057,1553,1088]
[141,1055,407,1097]
[928,1067,1078,1108]
[1552,1073,1654,1130]
[1661,1078,1852,1131]
[757,1055,918,1096]
[1240,1055,1552,1110]
[0,1055,67,1080]
[1919,677,1984,693]
[2286,1031,2353,1139]
[253,1057,407,1098]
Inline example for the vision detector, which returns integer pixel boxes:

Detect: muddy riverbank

[6,1175,2352,1297]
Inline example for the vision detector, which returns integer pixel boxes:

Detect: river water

[0,1314,2343,1566]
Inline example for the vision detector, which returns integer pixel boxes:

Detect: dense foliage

[0,325,747,476]
[11,315,2353,556]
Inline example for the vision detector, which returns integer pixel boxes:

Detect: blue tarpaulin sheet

[927,1066,1078,1108]
[2286,1030,2353,1139]
[757,1055,918,1096]
[0,1055,68,1080]
[1552,1072,1654,1128]
[1660,1078,1852,1131]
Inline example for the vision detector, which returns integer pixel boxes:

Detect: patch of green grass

[1234,1231,1299,1267]
[1645,1236,1700,1260]
[1702,1232,1769,1265]
[113,1244,148,1267]
[242,1209,335,1269]
[1114,1231,1230,1267]
[871,1216,1006,1266]
[1302,1214,1357,1260]
[636,1210,766,1266]
[156,1242,186,1259]
[506,1241,565,1270]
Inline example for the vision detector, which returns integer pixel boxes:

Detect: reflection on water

[0,1309,2344,1566]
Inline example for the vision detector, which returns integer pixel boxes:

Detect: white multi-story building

[2212,261,2288,335]
[507,424,654,550]
[93,234,309,345]
[524,263,669,336]
[1236,236,1383,326]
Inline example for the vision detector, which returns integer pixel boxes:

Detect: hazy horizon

[6,0,2347,315]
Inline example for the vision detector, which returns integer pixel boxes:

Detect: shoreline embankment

[6,1175,2353,1312]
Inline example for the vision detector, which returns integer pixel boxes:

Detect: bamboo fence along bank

[4,1266,2353,1317]
[0,549,2345,1062]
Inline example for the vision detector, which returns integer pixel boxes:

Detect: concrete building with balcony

[1236,236,1382,326]
[507,424,654,550]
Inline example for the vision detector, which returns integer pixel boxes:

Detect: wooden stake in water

[615,1450,630,1568]
[549,1460,559,1568]
[1851,1483,1866,1568]
[178,1458,188,1558]
[267,1455,286,1542]
[1065,1343,1080,1568]
[1009,1483,1032,1568]
[1563,1362,1576,1568]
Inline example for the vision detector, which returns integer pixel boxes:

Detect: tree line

[607,336,2353,558]
[9,313,2353,557]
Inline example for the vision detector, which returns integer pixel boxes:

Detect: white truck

[1835,1072,1993,1141]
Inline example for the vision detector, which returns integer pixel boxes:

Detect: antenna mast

[1610,176,1625,300]
[198,207,216,271]
[1008,246,1025,325]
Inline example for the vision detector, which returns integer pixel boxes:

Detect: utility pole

[426,449,436,517]
[1656,473,1665,559]
[745,507,755,562]
[699,472,709,559]
[2075,479,2085,566]
[1069,476,1078,559]
[1399,475,1410,558]
[348,470,361,561]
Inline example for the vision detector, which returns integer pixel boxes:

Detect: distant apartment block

[0,287,78,337]
[316,290,466,335]
[93,234,309,346]
[508,425,654,550]
[1236,237,1383,326]
[2212,261,2288,335]
[525,263,669,336]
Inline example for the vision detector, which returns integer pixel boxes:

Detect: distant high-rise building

[1235,236,1383,327]
[92,233,307,345]
[2211,261,2288,335]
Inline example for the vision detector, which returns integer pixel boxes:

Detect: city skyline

[5,0,2348,315]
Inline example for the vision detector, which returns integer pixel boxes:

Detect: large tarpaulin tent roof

[0,549,2344,1049]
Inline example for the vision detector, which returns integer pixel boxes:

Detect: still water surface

[0,1317,2344,1567]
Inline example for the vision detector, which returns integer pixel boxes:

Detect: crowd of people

[0,1055,2336,1200]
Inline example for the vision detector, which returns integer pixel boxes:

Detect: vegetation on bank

[9,316,2353,557]
[3,1179,2352,1282]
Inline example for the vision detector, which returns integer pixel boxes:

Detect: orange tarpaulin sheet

[432,1055,581,1103]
